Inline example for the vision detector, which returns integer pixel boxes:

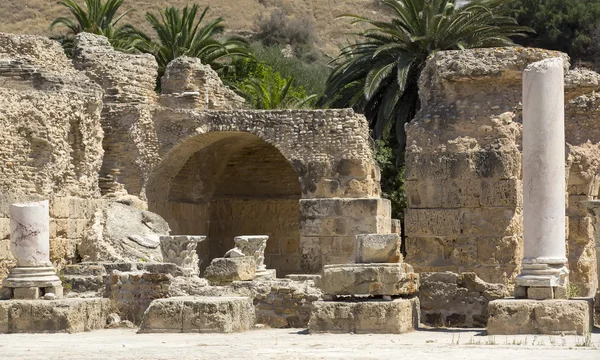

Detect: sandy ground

[0,328,599,360]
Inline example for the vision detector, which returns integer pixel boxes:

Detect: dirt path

[1,328,599,359]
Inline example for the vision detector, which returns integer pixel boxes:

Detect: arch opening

[148,132,302,276]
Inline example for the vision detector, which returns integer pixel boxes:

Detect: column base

[254,269,276,280]
[2,266,62,288]
[514,285,567,300]
[515,262,568,288]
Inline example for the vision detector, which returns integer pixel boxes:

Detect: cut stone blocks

[0,298,110,333]
[316,263,418,296]
[138,296,255,333]
[419,272,506,328]
[308,297,419,334]
[355,234,401,263]
[487,298,593,335]
[204,257,256,285]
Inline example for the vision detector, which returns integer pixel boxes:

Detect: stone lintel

[487,299,593,335]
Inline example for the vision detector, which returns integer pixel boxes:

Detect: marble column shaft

[516,57,568,288]
[10,200,52,267]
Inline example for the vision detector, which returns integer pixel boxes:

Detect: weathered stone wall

[0,33,104,277]
[405,47,600,295]
[0,32,387,277]
[148,110,384,273]
[72,33,160,197]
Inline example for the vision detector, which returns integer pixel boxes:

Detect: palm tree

[50,0,140,53]
[139,4,252,79]
[235,76,318,110]
[321,0,531,157]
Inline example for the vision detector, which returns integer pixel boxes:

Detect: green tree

[504,0,600,66]
[321,0,530,158]
[138,4,251,79]
[50,0,140,53]
[222,56,318,109]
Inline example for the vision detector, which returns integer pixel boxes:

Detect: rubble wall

[0,33,104,277]
[405,47,600,295]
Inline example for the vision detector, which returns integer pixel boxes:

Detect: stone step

[0,298,110,333]
[138,296,255,333]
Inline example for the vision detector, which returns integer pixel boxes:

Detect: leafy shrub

[373,139,406,221]
[222,56,317,109]
[249,43,330,96]
[254,9,314,49]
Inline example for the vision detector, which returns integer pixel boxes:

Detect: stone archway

[147,131,302,276]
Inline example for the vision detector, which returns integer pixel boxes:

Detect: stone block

[460,208,522,236]
[527,287,553,300]
[0,218,10,240]
[13,287,40,300]
[316,263,419,296]
[404,209,461,237]
[139,296,255,333]
[64,264,107,276]
[44,285,63,298]
[355,234,401,263]
[487,299,592,335]
[391,219,401,234]
[0,298,110,333]
[204,257,256,285]
[308,297,419,334]
[480,179,522,207]
[419,272,505,328]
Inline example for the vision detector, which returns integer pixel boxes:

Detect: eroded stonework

[0,32,104,277]
[0,31,387,278]
[405,47,600,295]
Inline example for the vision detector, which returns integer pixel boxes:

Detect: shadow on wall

[147,131,302,276]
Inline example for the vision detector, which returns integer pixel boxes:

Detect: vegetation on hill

[503,0,600,68]
[50,0,142,53]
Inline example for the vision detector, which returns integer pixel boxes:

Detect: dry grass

[0,0,387,56]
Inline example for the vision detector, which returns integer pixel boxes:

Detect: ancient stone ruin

[0,31,598,339]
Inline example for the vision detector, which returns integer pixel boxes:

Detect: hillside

[0,0,385,56]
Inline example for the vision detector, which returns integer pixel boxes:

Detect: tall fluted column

[515,57,568,299]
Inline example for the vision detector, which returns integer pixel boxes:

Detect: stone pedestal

[515,58,568,298]
[487,299,593,335]
[0,298,110,333]
[309,297,419,334]
[1,201,62,299]
[159,235,206,275]
[309,233,418,334]
[139,296,255,333]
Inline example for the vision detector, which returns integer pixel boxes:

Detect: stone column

[515,58,568,299]
[2,200,62,299]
